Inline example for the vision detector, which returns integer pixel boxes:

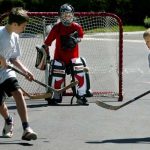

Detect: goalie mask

[59,3,74,26]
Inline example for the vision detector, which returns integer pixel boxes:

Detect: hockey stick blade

[96,90,150,110]
[95,101,120,110]
[21,88,52,99]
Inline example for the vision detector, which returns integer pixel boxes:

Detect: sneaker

[2,118,14,138]
[22,127,37,141]
[76,96,89,106]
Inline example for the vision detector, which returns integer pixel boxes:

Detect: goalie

[38,3,93,105]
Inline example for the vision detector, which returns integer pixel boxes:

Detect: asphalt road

[2,31,150,150]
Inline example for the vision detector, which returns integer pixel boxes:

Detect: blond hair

[8,7,29,25]
[143,28,150,39]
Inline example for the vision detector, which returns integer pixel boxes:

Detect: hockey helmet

[59,3,74,26]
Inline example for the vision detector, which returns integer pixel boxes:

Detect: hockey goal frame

[0,12,123,101]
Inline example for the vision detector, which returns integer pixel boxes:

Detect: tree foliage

[0,0,150,25]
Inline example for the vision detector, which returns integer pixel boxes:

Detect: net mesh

[0,12,123,100]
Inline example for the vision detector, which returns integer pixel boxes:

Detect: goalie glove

[61,31,81,50]
[35,45,48,70]
[70,31,81,43]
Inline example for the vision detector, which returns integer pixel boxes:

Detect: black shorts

[0,77,20,105]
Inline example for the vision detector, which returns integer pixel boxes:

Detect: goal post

[0,12,123,101]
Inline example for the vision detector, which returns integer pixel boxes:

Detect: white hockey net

[0,12,123,101]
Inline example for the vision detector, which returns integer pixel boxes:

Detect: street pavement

[1,31,150,150]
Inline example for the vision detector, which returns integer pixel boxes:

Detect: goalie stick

[8,65,78,94]
[96,90,150,110]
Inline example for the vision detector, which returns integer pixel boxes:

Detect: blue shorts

[0,77,20,105]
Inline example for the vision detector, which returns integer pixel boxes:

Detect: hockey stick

[42,17,51,91]
[21,87,52,99]
[95,90,150,110]
[8,65,78,94]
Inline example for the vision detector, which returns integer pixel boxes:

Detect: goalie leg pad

[80,57,93,97]
[48,60,66,102]
[70,57,92,97]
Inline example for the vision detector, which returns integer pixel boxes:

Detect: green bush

[144,16,150,28]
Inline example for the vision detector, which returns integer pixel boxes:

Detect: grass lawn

[123,25,147,32]
[85,25,147,34]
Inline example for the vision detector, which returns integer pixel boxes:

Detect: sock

[22,122,29,130]
[5,116,13,125]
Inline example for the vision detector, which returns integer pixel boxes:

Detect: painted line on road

[83,37,144,43]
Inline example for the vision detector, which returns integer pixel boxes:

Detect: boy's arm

[10,58,34,81]
[0,55,7,68]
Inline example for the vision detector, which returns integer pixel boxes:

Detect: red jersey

[44,22,84,65]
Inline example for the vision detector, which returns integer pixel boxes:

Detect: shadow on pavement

[86,137,150,144]
[0,139,33,146]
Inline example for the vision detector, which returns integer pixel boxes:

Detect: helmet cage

[60,4,74,26]
[60,12,74,26]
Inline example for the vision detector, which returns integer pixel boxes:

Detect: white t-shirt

[0,26,21,84]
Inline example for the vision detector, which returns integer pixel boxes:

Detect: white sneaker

[2,118,14,138]
[22,127,37,141]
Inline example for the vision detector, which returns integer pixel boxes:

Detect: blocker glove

[61,31,81,50]
[35,45,48,70]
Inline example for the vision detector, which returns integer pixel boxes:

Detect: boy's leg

[0,103,10,119]
[3,77,37,141]
[0,91,9,119]
[11,89,28,123]
[0,88,14,138]
[11,87,37,141]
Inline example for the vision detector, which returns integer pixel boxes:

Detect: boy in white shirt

[0,7,37,141]
[143,28,150,49]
